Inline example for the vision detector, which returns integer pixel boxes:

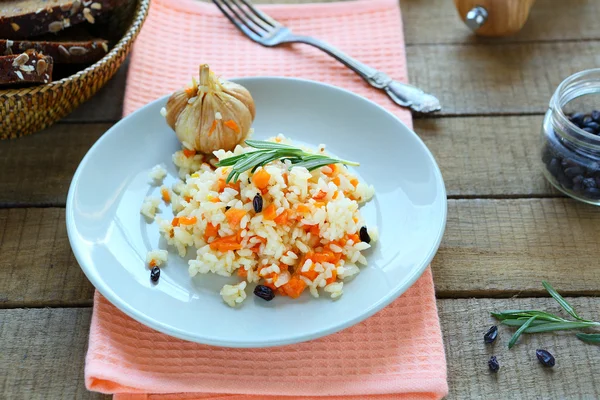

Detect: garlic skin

[165,64,255,153]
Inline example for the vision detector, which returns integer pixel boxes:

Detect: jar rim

[550,68,600,146]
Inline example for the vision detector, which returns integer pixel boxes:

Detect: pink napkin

[85,0,448,398]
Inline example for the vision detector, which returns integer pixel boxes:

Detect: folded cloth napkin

[85,0,448,398]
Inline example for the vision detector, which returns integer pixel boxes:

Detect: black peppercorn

[150,266,160,283]
[536,349,555,367]
[484,325,498,344]
[253,194,263,213]
[488,356,499,373]
[254,284,275,301]
[359,226,371,243]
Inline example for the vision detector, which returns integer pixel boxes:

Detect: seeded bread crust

[0,0,113,40]
[0,37,109,64]
[0,49,53,86]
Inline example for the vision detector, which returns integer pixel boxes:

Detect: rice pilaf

[145,135,377,306]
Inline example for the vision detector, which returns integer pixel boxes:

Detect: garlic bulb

[164,64,255,153]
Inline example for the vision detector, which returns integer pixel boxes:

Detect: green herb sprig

[215,140,360,183]
[492,281,600,348]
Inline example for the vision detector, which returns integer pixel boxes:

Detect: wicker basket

[0,0,150,139]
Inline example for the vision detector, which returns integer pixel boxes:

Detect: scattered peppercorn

[254,284,275,301]
[225,206,231,211]
[359,226,371,243]
[253,194,263,213]
[150,266,160,283]
[536,349,555,367]
[484,325,498,344]
[488,356,499,373]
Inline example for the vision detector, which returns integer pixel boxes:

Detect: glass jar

[541,69,600,205]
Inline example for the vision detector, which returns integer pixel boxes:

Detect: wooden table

[2,0,600,398]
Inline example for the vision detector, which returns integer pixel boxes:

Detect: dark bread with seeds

[0,0,115,40]
[0,49,53,86]
[0,36,109,64]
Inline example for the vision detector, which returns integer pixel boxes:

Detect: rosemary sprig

[215,140,360,183]
[492,281,600,348]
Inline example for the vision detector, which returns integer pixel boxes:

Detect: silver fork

[212,0,441,113]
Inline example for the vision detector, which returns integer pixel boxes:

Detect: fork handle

[284,35,441,113]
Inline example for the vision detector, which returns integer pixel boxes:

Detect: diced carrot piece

[309,225,320,236]
[208,120,218,137]
[179,216,197,225]
[349,233,360,243]
[217,179,226,192]
[278,263,289,273]
[224,119,240,134]
[264,281,278,291]
[183,149,196,158]
[237,268,247,278]
[172,217,180,227]
[184,196,192,202]
[313,190,327,200]
[252,169,271,189]
[296,204,310,213]
[283,173,288,185]
[149,259,157,268]
[281,276,307,299]
[209,235,242,252]
[314,201,326,208]
[161,187,171,203]
[323,164,337,176]
[225,208,247,227]
[273,209,288,225]
[326,270,338,285]
[204,223,219,240]
[332,191,339,199]
[261,187,268,195]
[226,181,240,192]
[263,204,277,220]
[210,197,220,203]
[312,253,328,263]
[332,176,341,186]
[350,178,359,188]
[301,269,319,281]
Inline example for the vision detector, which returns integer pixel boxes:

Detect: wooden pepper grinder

[454,0,536,36]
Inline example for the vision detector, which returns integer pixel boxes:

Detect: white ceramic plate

[66,77,446,348]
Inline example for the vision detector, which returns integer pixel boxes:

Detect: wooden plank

[3,298,600,398]
[408,41,600,116]
[435,198,600,297]
[1,199,599,307]
[0,124,107,207]
[0,308,109,399]
[416,116,556,197]
[439,297,600,399]
[401,0,600,45]
[0,208,95,308]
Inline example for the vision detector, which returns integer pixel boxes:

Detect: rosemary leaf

[576,333,600,344]
[216,140,360,183]
[542,281,588,321]
[524,321,599,333]
[508,315,537,349]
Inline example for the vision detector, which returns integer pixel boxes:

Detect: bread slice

[0,50,53,86]
[0,37,109,64]
[0,0,114,39]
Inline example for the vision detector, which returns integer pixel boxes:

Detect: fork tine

[212,0,263,40]
[230,0,274,32]
[237,0,280,28]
